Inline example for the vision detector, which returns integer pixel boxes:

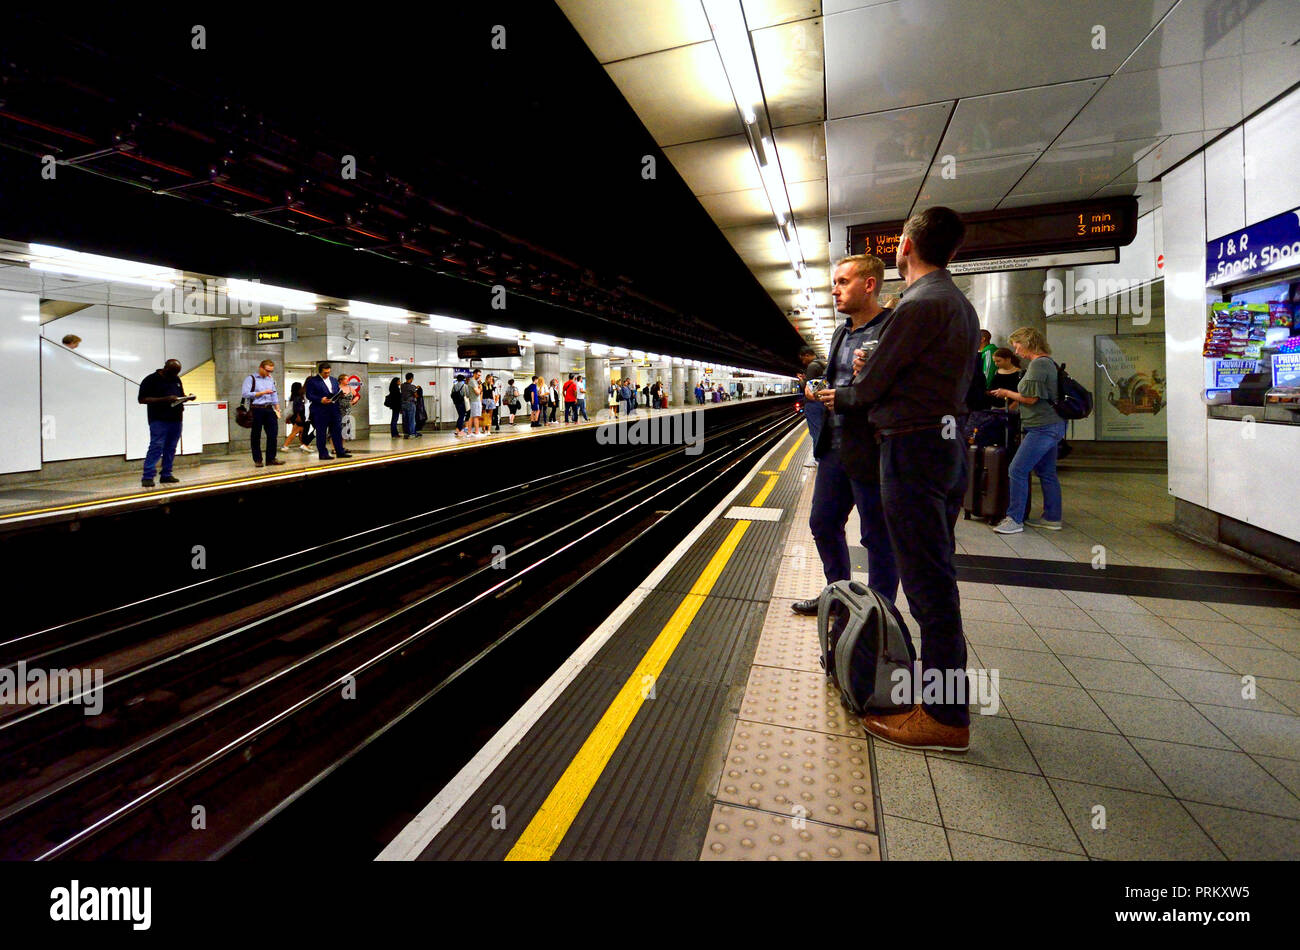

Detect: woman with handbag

[385,377,402,438]
[482,374,498,435]
[504,378,520,426]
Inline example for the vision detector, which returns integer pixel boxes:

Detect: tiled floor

[715,460,1300,861]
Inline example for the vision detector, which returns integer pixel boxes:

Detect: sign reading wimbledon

[1207,207,1300,288]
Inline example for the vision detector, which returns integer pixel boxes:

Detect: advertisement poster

[1095,333,1167,441]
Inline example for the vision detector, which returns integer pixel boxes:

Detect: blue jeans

[452,400,467,431]
[1008,421,1067,523]
[576,398,588,420]
[803,399,825,449]
[143,419,183,479]
[402,403,417,435]
[390,407,401,437]
[809,445,899,604]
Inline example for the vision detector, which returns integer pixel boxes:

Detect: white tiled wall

[41,338,128,461]
[0,290,41,474]
[1204,127,1246,241]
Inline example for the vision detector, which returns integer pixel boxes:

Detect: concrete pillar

[534,347,562,387]
[671,366,685,406]
[212,327,287,450]
[970,268,1048,349]
[584,354,609,418]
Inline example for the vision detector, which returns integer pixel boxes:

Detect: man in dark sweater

[821,206,980,752]
[137,359,191,487]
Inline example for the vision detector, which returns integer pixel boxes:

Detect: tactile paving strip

[699,803,879,861]
[752,599,824,673]
[715,721,875,832]
[770,557,827,600]
[738,664,866,739]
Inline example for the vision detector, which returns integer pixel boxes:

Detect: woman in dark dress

[388,377,402,438]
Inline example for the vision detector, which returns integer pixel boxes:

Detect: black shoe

[319,454,333,460]
[254,461,264,467]
[336,451,353,458]
[141,478,155,488]
[267,459,286,466]
[160,475,179,484]
[790,598,819,616]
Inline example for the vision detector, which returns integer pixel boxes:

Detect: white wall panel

[200,402,229,445]
[41,339,127,461]
[108,306,166,382]
[1243,90,1300,225]
[41,306,110,365]
[125,383,150,461]
[164,325,212,372]
[1204,127,1245,241]
[1208,418,1300,542]
[0,290,41,474]
[1162,154,1209,507]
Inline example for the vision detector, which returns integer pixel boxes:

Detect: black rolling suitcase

[962,409,1015,523]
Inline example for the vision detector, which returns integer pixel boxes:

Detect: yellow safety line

[504,518,751,861]
[503,426,801,861]
[778,431,807,472]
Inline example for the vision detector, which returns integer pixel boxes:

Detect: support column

[970,268,1048,349]
[212,327,288,450]
[534,347,561,386]
[671,365,685,406]
[584,353,609,419]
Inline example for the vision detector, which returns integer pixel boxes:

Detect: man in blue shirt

[792,254,899,616]
[137,358,191,487]
[241,359,284,467]
[304,361,352,460]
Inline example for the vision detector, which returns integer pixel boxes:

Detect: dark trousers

[564,401,577,422]
[250,407,278,463]
[879,429,969,727]
[809,445,899,604]
[389,407,401,437]
[314,406,345,458]
[548,402,558,423]
[452,400,467,431]
[402,403,417,435]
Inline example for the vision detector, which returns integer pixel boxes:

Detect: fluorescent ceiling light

[484,324,520,339]
[530,332,556,346]
[349,300,409,323]
[702,0,762,126]
[631,349,646,359]
[611,346,629,357]
[27,244,180,288]
[589,343,609,356]
[425,313,473,331]
[226,279,317,310]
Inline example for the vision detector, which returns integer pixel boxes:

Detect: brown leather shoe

[863,705,969,752]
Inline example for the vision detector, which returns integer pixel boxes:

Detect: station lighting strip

[701,0,826,350]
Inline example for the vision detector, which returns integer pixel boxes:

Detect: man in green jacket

[978,329,998,388]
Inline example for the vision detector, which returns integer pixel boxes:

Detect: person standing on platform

[482,374,498,435]
[563,374,578,423]
[137,358,191,487]
[386,377,403,439]
[548,378,561,425]
[795,255,898,618]
[525,375,542,427]
[282,381,311,453]
[797,346,824,459]
[695,381,705,405]
[305,361,351,460]
[337,378,359,441]
[465,369,483,437]
[400,373,421,438]
[242,359,284,468]
[450,373,469,438]
[504,378,520,426]
[575,375,589,421]
[978,329,998,389]
[823,206,978,752]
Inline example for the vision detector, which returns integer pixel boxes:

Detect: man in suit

[792,254,899,617]
[820,206,980,752]
[304,361,352,460]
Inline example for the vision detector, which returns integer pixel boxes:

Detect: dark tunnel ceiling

[0,3,809,372]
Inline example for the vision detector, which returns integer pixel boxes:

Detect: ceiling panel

[1010,137,1164,195]
[1119,0,1298,73]
[772,122,827,182]
[1241,45,1300,115]
[722,225,793,267]
[789,178,829,219]
[829,169,925,217]
[663,135,762,195]
[936,79,1105,160]
[605,42,742,146]
[824,0,1175,119]
[997,188,1094,209]
[697,188,773,228]
[913,152,1039,211]
[752,17,826,128]
[825,101,953,179]
[743,0,822,29]
[555,0,711,63]
[1056,61,1216,146]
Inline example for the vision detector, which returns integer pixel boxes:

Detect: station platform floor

[0,398,753,525]
[381,424,1300,862]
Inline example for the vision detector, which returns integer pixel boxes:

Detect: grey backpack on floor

[816,580,916,714]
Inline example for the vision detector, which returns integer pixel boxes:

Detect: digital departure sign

[457,342,521,359]
[253,328,296,343]
[847,198,1138,267]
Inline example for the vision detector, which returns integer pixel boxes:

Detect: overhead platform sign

[849,197,1138,277]
[1206,206,1300,288]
